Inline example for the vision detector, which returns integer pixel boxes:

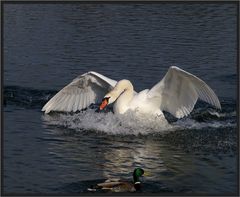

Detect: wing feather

[42,71,117,113]
[60,95,70,111]
[67,95,75,112]
[72,95,79,112]
[52,95,65,111]
[83,93,87,108]
[78,93,83,111]
[148,66,221,118]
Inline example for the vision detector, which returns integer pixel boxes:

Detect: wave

[4,85,57,109]
[4,85,237,135]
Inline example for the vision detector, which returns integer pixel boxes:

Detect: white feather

[60,95,70,111]
[147,66,221,118]
[82,94,86,109]
[73,95,80,112]
[78,93,83,110]
[66,95,74,112]
[42,71,117,113]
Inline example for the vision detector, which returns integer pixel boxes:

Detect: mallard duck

[88,168,145,192]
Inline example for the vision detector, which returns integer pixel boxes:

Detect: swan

[42,66,221,120]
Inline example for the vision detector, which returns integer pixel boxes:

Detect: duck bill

[99,98,108,110]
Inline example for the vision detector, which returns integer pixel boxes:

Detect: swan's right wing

[42,71,117,114]
[147,66,221,118]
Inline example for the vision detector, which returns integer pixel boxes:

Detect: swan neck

[112,80,134,114]
[115,80,134,96]
[121,83,133,99]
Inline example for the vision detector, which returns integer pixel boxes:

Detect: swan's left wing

[147,66,221,118]
[42,71,117,114]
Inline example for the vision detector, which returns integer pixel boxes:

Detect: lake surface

[3,2,238,195]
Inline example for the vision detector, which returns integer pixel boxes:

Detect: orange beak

[99,98,109,110]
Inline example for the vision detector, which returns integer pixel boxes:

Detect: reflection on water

[3,103,237,193]
[41,116,237,193]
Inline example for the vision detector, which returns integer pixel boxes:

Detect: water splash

[4,86,236,135]
[208,110,236,118]
[42,109,236,136]
[172,118,236,130]
[42,109,173,135]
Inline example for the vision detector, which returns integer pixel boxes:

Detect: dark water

[3,3,238,195]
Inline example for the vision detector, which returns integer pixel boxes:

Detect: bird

[87,168,145,192]
[42,66,221,120]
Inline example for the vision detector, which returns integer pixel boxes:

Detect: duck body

[88,168,145,193]
[42,66,221,122]
[89,179,138,192]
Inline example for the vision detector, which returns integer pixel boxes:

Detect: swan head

[99,79,134,110]
[99,93,117,110]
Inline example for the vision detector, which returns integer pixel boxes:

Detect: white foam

[172,118,235,130]
[208,110,236,118]
[42,109,174,135]
[42,109,236,135]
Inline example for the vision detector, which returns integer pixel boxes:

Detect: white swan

[42,66,221,119]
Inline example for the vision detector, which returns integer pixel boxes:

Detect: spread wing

[41,71,117,114]
[147,66,221,118]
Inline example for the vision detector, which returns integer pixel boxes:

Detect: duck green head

[133,168,144,184]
